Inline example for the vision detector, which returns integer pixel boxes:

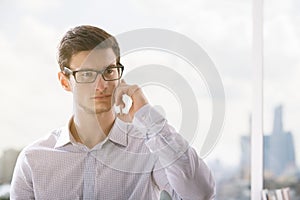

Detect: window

[263,0,300,198]
[0,1,298,199]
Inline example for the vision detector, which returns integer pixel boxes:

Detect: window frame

[251,0,264,199]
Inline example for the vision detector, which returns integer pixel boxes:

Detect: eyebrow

[72,63,118,71]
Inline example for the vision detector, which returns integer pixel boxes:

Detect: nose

[94,74,108,91]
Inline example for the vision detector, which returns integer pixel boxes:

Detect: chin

[79,103,112,114]
[95,108,112,114]
[94,104,113,114]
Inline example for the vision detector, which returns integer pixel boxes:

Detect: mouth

[92,94,112,100]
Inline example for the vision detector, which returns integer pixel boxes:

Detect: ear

[58,72,72,92]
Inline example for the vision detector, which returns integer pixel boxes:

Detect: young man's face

[68,48,119,114]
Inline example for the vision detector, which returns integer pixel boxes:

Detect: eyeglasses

[63,64,124,83]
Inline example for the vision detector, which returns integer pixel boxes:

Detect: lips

[92,94,111,99]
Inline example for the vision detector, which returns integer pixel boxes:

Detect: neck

[71,108,116,149]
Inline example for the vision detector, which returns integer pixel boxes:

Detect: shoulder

[13,127,64,171]
[21,127,63,156]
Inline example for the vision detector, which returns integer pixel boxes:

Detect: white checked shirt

[11,104,215,200]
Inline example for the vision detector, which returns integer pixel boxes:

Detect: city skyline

[240,105,298,179]
[0,2,299,200]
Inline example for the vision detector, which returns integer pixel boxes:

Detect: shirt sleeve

[133,104,216,200]
[10,149,35,200]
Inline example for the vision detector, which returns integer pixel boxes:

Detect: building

[240,105,297,179]
[0,149,20,184]
[264,105,296,177]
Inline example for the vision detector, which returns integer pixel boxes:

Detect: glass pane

[0,1,251,199]
[200,1,252,199]
[264,0,300,198]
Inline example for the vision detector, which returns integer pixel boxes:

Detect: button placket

[83,152,96,200]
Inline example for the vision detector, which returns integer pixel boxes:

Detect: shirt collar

[107,117,129,147]
[54,117,76,149]
[54,116,129,149]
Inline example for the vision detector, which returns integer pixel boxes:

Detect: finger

[114,84,127,102]
[128,85,140,97]
[114,84,126,105]
[121,79,126,84]
[113,81,140,105]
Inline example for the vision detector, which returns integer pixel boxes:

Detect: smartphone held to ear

[114,94,132,115]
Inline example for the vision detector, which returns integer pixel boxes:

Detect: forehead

[69,48,117,70]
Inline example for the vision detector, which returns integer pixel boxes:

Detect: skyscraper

[240,105,296,178]
[264,105,296,176]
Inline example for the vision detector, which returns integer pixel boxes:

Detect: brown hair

[57,25,120,71]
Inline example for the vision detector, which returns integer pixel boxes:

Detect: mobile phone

[114,94,132,115]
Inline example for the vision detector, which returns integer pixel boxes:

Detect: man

[11,25,215,200]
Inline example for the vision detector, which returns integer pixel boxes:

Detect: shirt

[10,104,215,200]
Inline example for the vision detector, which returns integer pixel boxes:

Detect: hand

[113,79,148,121]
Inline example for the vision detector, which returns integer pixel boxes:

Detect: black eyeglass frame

[63,63,124,83]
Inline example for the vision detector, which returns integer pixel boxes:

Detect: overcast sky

[0,0,299,167]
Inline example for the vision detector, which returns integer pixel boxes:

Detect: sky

[0,0,299,168]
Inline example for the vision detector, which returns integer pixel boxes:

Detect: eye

[80,71,94,77]
[104,67,116,75]
[105,68,114,74]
